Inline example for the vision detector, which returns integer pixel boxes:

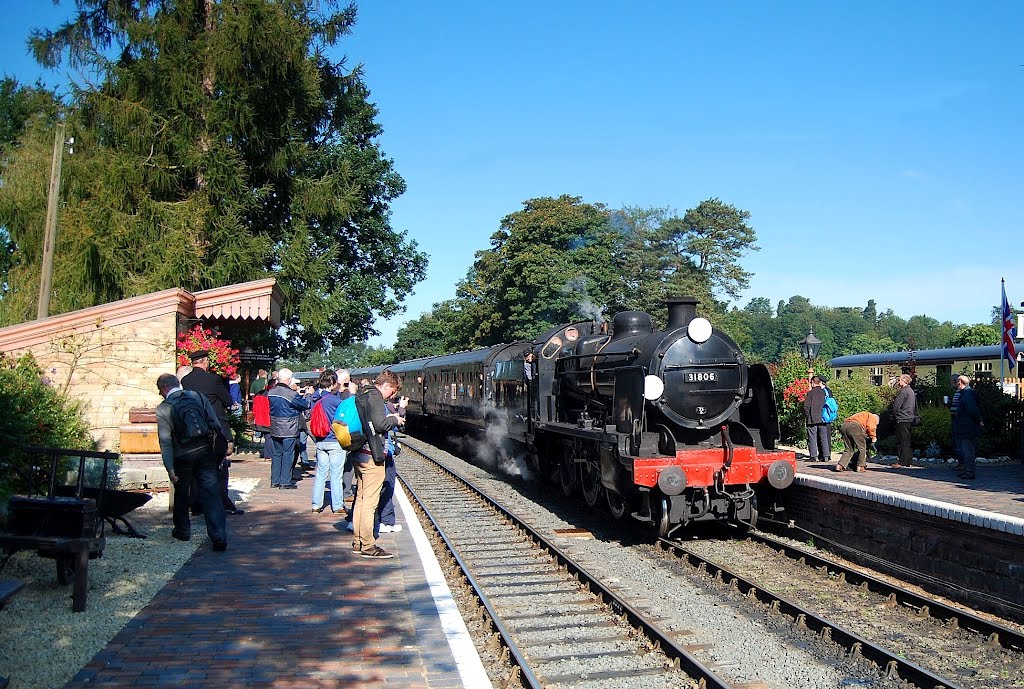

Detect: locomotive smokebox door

[613,366,646,452]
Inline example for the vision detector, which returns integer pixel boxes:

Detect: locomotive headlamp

[687,317,713,344]
[643,375,665,400]
[657,465,687,495]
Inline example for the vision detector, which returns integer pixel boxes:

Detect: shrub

[0,351,94,503]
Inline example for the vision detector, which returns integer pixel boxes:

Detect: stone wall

[774,485,1024,623]
[6,313,177,451]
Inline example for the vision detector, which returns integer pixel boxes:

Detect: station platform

[793,453,1024,535]
[64,452,489,689]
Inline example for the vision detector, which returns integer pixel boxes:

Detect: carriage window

[869,367,883,386]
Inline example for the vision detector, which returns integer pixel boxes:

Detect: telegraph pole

[37,122,66,320]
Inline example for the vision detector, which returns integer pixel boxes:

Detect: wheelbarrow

[0,446,118,611]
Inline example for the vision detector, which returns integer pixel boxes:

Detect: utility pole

[37,122,67,320]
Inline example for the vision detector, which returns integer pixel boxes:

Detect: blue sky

[3,2,1023,347]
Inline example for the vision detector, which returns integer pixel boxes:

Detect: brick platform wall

[7,313,176,450]
[775,485,1024,622]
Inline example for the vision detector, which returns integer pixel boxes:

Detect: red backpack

[252,392,271,432]
[308,399,332,440]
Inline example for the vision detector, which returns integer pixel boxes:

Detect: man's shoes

[171,529,191,542]
[359,546,394,559]
[856,466,867,472]
[833,464,845,472]
[313,505,326,513]
[281,483,298,489]
[225,507,245,515]
[379,523,403,533]
[271,483,282,488]
[212,540,227,552]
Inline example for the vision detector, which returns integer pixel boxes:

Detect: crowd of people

[802,372,984,482]
[156,362,411,558]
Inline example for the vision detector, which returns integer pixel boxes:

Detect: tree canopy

[0,0,426,354]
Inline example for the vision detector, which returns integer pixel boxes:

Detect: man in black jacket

[182,350,243,515]
[891,373,917,468]
[351,369,406,559]
[802,376,831,463]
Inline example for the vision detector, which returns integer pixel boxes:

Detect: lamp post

[798,329,822,380]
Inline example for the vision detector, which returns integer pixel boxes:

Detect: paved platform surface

[791,448,1024,529]
[65,451,487,689]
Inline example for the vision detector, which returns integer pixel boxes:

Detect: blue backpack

[821,388,839,424]
[331,395,365,451]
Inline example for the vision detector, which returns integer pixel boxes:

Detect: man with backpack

[309,370,346,513]
[350,369,406,559]
[803,375,833,463]
[155,373,228,551]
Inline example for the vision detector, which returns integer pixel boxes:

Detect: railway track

[399,442,721,689]
[664,531,1024,689]
[397,435,1023,689]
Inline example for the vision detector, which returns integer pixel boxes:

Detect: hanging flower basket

[176,325,240,380]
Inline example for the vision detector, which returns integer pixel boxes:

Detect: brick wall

[7,313,177,450]
[774,486,1024,623]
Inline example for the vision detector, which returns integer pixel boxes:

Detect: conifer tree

[0,0,426,353]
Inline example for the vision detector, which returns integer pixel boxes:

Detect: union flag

[1002,280,1016,369]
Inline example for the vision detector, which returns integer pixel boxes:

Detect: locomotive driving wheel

[656,496,671,539]
[580,460,602,507]
[559,444,577,496]
[606,489,628,520]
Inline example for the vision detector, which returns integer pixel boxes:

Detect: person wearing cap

[181,349,243,515]
[837,411,879,472]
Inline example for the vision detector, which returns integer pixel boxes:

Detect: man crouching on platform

[156,373,229,551]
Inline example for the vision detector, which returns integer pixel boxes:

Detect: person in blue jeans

[267,368,309,489]
[310,371,347,512]
[377,397,408,532]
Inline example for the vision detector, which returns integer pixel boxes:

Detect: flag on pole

[1002,280,1016,369]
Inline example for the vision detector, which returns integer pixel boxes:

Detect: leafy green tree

[0,77,58,151]
[844,332,902,355]
[662,197,758,301]
[0,1,425,354]
[455,195,617,345]
[393,300,472,361]
[950,324,998,348]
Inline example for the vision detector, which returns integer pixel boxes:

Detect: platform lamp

[798,329,822,380]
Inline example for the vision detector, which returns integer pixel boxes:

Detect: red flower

[176,325,240,379]
[783,378,810,404]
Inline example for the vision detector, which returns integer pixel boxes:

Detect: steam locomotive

[352,297,796,537]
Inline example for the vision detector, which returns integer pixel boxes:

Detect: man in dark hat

[181,349,244,515]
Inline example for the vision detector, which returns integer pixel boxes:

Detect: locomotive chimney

[666,296,699,330]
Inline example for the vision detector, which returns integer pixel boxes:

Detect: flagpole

[1001,278,1006,389]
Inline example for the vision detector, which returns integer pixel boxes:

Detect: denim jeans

[173,452,226,542]
[957,436,977,475]
[312,439,346,511]
[270,435,297,486]
[377,457,397,526]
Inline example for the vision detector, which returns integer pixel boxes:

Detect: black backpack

[170,391,216,456]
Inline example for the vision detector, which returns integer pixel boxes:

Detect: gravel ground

[400,438,904,689]
[0,479,258,689]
